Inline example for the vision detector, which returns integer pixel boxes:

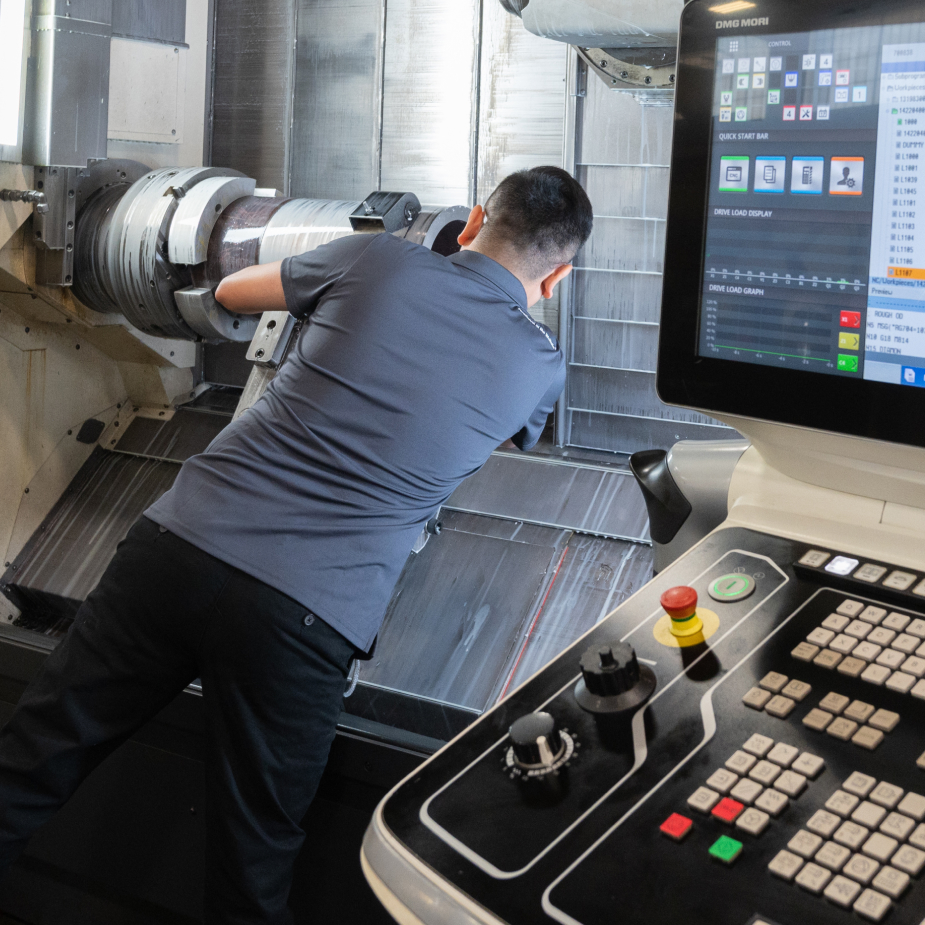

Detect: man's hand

[498,439,517,450]
[214,261,288,314]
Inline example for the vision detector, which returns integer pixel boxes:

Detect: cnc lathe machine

[361,1,925,923]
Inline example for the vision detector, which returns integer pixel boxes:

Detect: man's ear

[540,264,573,300]
[457,205,486,248]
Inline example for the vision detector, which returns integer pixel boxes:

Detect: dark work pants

[0,517,357,924]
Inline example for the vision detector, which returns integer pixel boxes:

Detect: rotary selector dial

[505,712,575,779]
[574,641,657,714]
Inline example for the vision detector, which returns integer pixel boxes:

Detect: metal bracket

[33,165,80,286]
[349,192,422,234]
[246,311,297,368]
[577,46,676,102]
[174,287,260,344]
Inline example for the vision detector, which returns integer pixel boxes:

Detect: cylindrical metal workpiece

[72,166,470,343]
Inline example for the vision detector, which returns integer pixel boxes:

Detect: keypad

[796,596,925,708]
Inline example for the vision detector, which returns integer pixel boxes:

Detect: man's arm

[214,261,287,314]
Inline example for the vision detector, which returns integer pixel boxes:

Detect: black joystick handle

[574,641,657,714]
[509,712,564,768]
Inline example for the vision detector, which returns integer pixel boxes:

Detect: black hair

[482,167,593,278]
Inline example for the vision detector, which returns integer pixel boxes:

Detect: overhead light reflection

[708,1,757,13]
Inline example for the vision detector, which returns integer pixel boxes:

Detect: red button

[711,798,745,824]
[840,311,861,329]
[660,586,698,620]
[660,813,693,841]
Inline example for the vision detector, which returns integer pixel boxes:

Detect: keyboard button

[706,768,738,794]
[781,680,811,702]
[660,812,693,841]
[870,782,904,809]
[755,788,789,817]
[871,866,909,899]
[814,650,843,670]
[855,565,887,583]
[796,861,831,894]
[901,655,925,678]
[842,852,879,884]
[859,606,887,624]
[867,627,896,647]
[827,558,859,577]
[725,750,757,774]
[765,695,796,717]
[860,664,891,686]
[883,612,910,632]
[807,809,842,838]
[843,772,877,797]
[792,642,820,662]
[827,790,861,817]
[742,733,775,757]
[876,648,906,669]
[862,833,898,863]
[823,874,861,907]
[891,844,925,876]
[768,848,803,881]
[822,614,850,632]
[799,550,830,567]
[742,687,771,710]
[767,742,799,767]
[879,812,915,842]
[907,618,925,638]
[883,570,917,591]
[885,671,915,694]
[818,692,848,713]
[775,770,807,797]
[735,807,770,836]
[729,779,763,805]
[851,801,886,829]
[837,599,865,616]
[897,791,925,822]
[853,888,892,921]
[802,708,833,732]
[834,822,870,850]
[869,710,900,733]
[844,701,875,723]
[791,752,825,779]
[687,786,720,813]
[853,642,882,662]
[852,726,884,751]
[759,671,788,692]
[789,829,823,858]
[808,627,835,647]
[891,633,919,654]
[837,657,866,678]
[827,717,859,741]
[815,840,851,872]
[846,620,873,640]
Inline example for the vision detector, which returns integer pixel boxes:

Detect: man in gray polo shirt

[0,167,593,922]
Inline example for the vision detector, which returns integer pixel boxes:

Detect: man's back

[147,232,564,651]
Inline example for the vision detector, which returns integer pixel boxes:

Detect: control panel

[373,528,925,925]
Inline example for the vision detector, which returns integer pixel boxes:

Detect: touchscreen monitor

[658,0,925,447]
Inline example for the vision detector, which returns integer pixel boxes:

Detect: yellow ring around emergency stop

[653,608,721,648]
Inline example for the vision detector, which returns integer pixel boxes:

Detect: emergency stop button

[660,586,704,638]
[708,574,756,604]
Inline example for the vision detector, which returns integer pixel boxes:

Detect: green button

[837,354,859,372]
[708,573,756,603]
[709,835,743,865]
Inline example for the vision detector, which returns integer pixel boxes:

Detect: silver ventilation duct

[500,0,683,101]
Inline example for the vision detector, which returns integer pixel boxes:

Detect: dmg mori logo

[716,17,770,28]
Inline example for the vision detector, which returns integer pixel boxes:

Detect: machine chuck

[574,642,656,714]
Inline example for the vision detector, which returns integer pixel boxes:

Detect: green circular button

[708,573,756,603]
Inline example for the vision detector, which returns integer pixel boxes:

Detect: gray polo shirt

[146,233,565,652]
